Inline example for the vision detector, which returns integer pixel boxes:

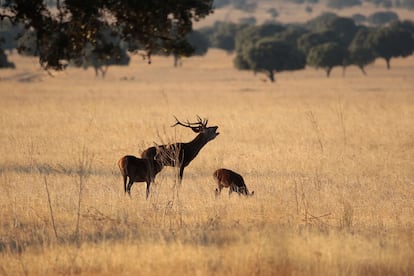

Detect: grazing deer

[213,168,254,197]
[142,116,219,185]
[118,155,163,199]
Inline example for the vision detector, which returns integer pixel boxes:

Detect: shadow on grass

[0,163,113,177]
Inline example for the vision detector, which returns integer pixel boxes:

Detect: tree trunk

[359,65,367,76]
[102,66,108,78]
[386,58,391,70]
[268,71,275,82]
[173,54,182,67]
[326,67,332,78]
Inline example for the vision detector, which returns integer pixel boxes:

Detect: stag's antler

[195,115,208,128]
[171,116,208,132]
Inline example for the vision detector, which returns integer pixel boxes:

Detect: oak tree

[0,0,214,70]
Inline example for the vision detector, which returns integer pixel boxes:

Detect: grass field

[0,50,413,275]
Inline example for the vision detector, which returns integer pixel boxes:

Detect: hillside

[195,0,414,28]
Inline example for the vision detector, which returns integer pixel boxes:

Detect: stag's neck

[184,133,210,157]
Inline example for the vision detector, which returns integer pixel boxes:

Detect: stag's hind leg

[122,174,128,194]
[126,178,134,197]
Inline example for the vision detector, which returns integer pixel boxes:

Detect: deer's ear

[191,127,201,133]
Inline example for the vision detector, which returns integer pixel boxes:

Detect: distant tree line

[1,4,413,81]
[199,12,414,81]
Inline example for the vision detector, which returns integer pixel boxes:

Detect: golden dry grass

[0,50,413,275]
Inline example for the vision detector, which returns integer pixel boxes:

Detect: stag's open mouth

[214,127,220,137]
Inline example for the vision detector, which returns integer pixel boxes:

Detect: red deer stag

[141,116,219,185]
[118,155,163,199]
[213,168,254,197]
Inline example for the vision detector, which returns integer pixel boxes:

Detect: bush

[351,14,367,25]
[327,0,361,9]
[368,11,399,26]
[0,48,15,69]
[400,0,414,9]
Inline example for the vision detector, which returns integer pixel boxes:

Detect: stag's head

[172,116,219,141]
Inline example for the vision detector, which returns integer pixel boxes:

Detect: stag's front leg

[228,186,234,197]
[215,185,223,198]
[146,180,151,200]
[235,186,242,196]
[178,165,185,185]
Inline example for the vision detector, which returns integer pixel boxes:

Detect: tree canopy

[170,30,210,67]
[0,18,22,52]
[327,0,361,9]
[0,47,14,68]
[201,22,247,53]
[367,24,414,69]
[235,37,306,82]
[368,11,399,26]
[69,26,130,78]
[347,27,376,74]
[306,14,358,47]
[0,0,214,71]
[235,23,285,54]
[307,42,346,77]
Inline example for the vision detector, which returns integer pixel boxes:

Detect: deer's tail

[118,157,128,193]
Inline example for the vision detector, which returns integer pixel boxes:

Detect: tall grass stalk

[43,176,59,240]
[306,110,324,153]
[75,146,94,245]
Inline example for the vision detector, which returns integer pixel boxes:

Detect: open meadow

[0,50,414,275]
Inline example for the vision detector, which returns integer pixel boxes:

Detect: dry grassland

[194,1,414,28]
[0,50,413,275]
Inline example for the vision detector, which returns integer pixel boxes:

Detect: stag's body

[213,168,254,197]
[118,155,163,199]
[142,116,219,184]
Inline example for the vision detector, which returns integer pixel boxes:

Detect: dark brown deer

[141,116,219,184]
[213,168,254,197]
[118,155,163,199]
